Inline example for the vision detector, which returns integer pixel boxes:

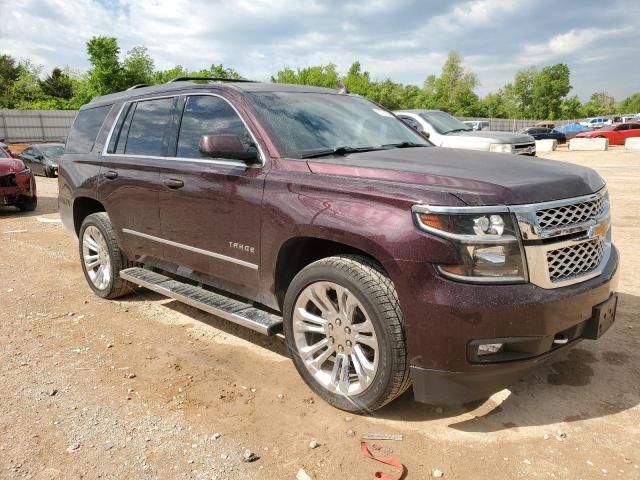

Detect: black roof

[84,81,340,109]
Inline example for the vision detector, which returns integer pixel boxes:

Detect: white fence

[457,117,582,132]
[0,110,77,143]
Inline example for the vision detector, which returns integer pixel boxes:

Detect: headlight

[489,143,514,154]
[413,207,528,283]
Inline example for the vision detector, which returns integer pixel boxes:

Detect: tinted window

[177,95,251,159]
[125,97,175,156]
[630,124,640,130]
[615,124,629,131]
[65,105,112,154]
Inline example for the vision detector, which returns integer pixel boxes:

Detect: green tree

[583,92,616,116]
[560,95,583,119]
[531,64,572,119]
[39,68,73,99]
[617,93,640,114]
[427,52,481,115]
[123,46,155,86]
[482,91,509,118]
[271,64,339,88]
[86,36,125,95]
[0,54,23,108]
[342,61,373,96]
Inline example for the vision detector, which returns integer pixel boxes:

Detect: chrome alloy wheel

[292,281,379,396]
[82,225,112,291]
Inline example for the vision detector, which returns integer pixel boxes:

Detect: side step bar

[120,267,283,335]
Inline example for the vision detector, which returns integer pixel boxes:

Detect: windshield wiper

[300,146,383,159]
[382,142,429,149]
[443,128,471,134]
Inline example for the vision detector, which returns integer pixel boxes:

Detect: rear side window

[177,95,251,159]
[65,105,112,154]
[124,97,176,156]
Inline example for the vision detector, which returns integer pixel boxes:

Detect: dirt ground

[1,146,639,480]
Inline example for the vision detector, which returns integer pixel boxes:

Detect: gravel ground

[0,146,639,479]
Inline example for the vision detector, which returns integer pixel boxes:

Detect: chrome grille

[546,238,605,283]
[536,196,605,229]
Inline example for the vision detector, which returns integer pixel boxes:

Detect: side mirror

[199,134,259,163]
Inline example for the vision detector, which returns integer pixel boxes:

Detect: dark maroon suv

[58,79,619,412]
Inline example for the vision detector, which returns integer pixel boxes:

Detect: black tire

[17,195,37,212]
[283,255,411,413]
[78,212,134,299]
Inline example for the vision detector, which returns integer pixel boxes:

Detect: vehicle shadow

[0,195,59,218]
[119,288,288,358]
[373,292,639,430]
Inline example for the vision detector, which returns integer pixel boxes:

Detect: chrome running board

[120,267,283,335]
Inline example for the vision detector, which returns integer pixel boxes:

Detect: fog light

[478,343,503,355]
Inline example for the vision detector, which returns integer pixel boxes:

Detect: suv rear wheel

[283,255,411,412]
[79,212,134,299]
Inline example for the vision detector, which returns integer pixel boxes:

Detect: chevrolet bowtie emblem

[588,220,609,238]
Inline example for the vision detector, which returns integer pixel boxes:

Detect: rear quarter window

[65,105,112,154]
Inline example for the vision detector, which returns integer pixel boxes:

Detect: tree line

[1,36,638,120]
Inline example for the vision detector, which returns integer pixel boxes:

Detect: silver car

[395,109,536,155]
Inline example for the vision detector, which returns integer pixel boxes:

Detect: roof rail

[126,84,151,90]
[167,76,257,83]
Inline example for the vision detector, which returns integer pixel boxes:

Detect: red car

[1,144,37,212]
[576,122,640,145]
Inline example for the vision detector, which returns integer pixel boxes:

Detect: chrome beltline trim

[122,229,259,270]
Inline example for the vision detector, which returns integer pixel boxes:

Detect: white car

[579,117,612,129]
[395,110,536,155]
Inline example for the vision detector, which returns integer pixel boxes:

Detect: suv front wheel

[283,255,411,412]
[79,212,134,299]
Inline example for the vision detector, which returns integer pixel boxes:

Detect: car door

[157,93,267,292]
[20,148,35,172]
[622,123,640,143]
[98,97,176,262]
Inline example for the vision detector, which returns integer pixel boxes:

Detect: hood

[0,158,26,176]
[306,147,604,206]
[451,130,535,144]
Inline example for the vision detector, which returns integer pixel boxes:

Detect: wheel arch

[273,234,393,310]
[73,196,106,235]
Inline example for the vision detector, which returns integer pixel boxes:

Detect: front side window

[248,92,429,158]
[125,97,175,156]
[65,105,112,154]
[177,95,253,159]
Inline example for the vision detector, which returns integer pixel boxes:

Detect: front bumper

[394,246,619,405]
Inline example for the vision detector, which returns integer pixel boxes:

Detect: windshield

[0,147,9,158]
[247,92,430,158]
[419,111,472,134]
[40,145,64,161]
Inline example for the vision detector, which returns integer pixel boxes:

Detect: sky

[1,0,639,101]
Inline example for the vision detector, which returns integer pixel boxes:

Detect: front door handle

[103,170,118,179]
[163,178,184,189]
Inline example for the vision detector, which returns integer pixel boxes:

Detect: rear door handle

[163,178,184,189]
[103,170,118,179]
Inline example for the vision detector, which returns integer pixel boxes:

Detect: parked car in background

[535,121,555,129]
[575,122,640,145]
[462,120,490,131]
[395,109,536,155]
[520,127,566,144]
[0,138,18,158]
[19,142,64,177]
[556,122,590,140]
[1,145,37,211]
[580,117,612,129]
